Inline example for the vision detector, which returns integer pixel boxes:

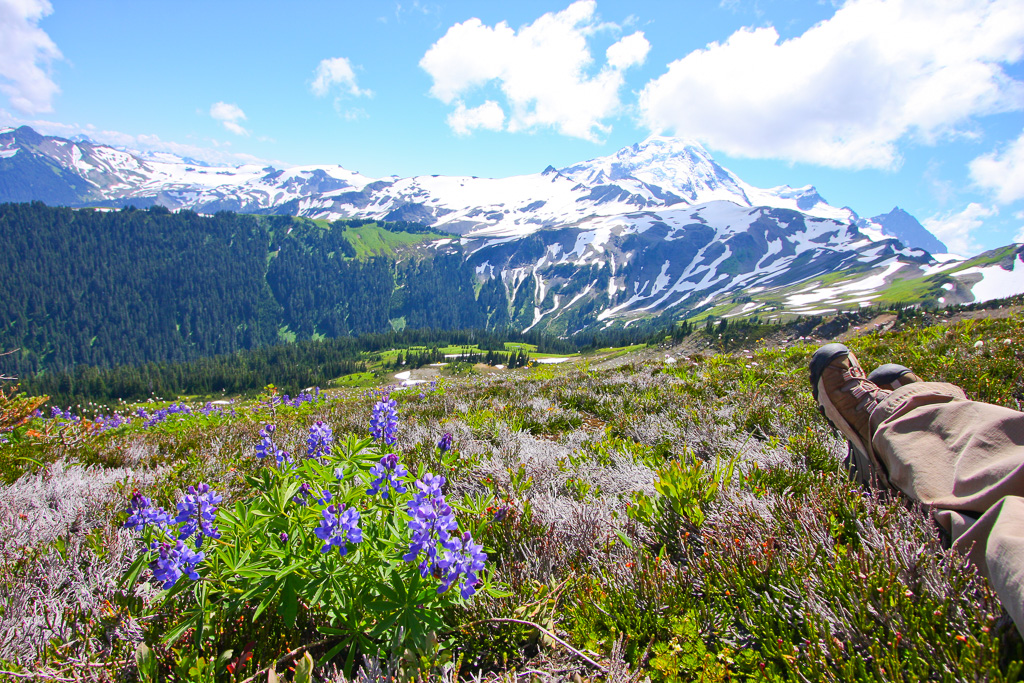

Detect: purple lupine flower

[143,403,193,429]
[255,424,292,467]
[306,420,333,461]
[150,539,205,589]
[255,424,277,458]
[124,491,172,531]
[333,466,345,481]
[136,407,149,419]
[283,389,324,408]
[366,453,408,499]
[437,530,488,598]
[403,473,458,578]
[51,407,79,422]
[292,483,330,507]
[370,397,399,446]
[279,532,288,543]
[292,481,313,507]
[97,413,131,432]
[174,483,222,548]
[314,504,363,555]
[437,432,454,453]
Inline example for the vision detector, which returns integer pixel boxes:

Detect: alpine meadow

[3,0,1024,681]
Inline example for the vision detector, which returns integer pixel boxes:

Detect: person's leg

[867,363,921,391]
[809,343,892,487]
[812,343,1024,636]
[871,383,1024,510]
[811,342,1024,510]
[938,497,1024,637]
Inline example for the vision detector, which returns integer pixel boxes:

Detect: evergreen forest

[0,203,517,380]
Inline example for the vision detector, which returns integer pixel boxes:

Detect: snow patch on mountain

[951,252,1024,302]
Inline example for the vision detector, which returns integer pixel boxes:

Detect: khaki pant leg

[869,383,1024,636]
[945,497,1024,639]
[870,382,1024,511]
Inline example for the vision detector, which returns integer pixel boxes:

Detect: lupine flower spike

[438,531,488,598]
[255,423,292,467]
[367,453,409,499]
[370,397,399,445]
[124,491,172,532]
[254,423,277,459]
[404,473,458,578]
[174,483,222,549]
[306,420,333,461]
[437,432,453,453]
[314,505,363,555]
[150,540,204,589]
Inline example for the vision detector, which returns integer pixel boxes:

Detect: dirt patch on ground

[835,314,897,342]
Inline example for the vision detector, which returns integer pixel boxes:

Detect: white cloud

[311,57,371,98]
[0,0,62,114]
[209,102,249,136]
[923,202,998,256]
[447,100,505,135]
[639,0,1024,169]
[419,0,649,140]
[606,30,650,70]
[970,128,1024,203]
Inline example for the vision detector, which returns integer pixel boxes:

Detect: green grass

[503,342,537,352]
[331,371,378,388]
[339,224,447,258]
[942,244,1021,271]
[277,325,297,343]
[873,272,948,304]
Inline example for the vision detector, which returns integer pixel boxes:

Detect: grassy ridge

[1,310,1023,680]
[334,223,449,259]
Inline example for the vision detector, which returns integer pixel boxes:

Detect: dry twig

[238,637,338,683]
[463,618,607,673]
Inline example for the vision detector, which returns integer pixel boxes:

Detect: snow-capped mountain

[460,201,941,333]
[0,126,369,213]
[0,126,855,237]
[6,124,1016,333]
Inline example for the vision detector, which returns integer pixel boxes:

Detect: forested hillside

[0,203,512,378]
[0,203,280,373]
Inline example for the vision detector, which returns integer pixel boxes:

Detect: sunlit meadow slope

[1,303,1023,681]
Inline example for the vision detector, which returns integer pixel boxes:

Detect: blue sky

[1,0,1023,255]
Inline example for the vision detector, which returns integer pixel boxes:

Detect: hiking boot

[868,363,921,391]
[810,343,892,487]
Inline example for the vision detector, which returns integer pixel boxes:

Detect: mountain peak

[12,125,45,146]
[555,134,743,206]
[870,206,947,254]
[634,134,709,153]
